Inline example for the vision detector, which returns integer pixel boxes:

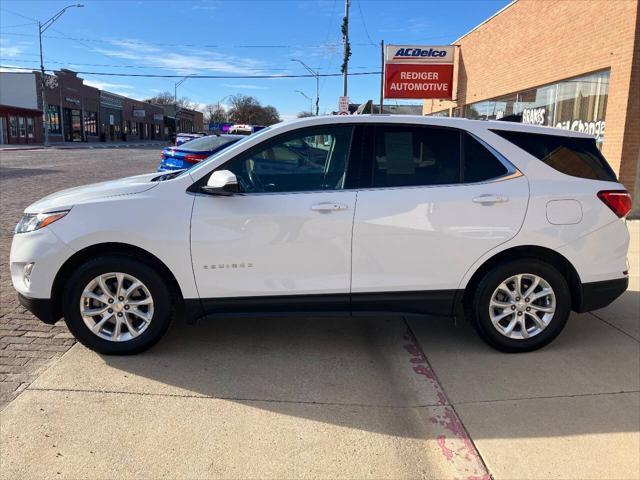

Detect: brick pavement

[0,148,159,409]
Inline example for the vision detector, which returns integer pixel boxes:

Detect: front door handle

[473,194,509,204]
[311,202,349,212]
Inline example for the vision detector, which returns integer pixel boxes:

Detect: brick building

[161,104,205,139]
[1,69,173,144]
[0,72,43,145]
[123,98,165,141]
[35,69,101,143]
[423,0,640,215]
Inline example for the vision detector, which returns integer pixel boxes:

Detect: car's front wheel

[62,255,173,355]
[470,259,571,352]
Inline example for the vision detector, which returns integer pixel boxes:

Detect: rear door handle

[311,202,349,212]
[473,194,509,204]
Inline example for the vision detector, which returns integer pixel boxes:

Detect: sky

[0,0,510,120]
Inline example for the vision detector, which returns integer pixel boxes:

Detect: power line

[0,21,37,29]
[0,31,380,49]
[355,0,377,47]
[2,58,379,72]
[0,7,37,22]
[0,64,381,79]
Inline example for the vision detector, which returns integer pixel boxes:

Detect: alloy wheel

[489,273,556,340]
[79,272,154,342]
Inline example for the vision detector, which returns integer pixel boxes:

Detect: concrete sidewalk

[0,222,638,479]
[0,317,489,479]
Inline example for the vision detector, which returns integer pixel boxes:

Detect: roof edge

[452,0,519,45]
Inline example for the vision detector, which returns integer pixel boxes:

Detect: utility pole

[379,40,385,114]
[341,0,350,98]
[38,4,84,146]
[291,59,319,115]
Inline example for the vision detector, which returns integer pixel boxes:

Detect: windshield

[178,134,242,152]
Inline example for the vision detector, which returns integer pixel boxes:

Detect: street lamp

[38,4,84,146]
[173,76,191,132]
[174,76,190,104]
[295,90,313,116]
[217,94,233,112]
[291,58,319,116]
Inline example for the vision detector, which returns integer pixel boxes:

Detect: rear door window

[371,125,461,187]
[491,129,616,181]
[463,134,508,183]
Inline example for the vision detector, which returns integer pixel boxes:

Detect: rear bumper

[18,293,60,325]
[576,277,628,312]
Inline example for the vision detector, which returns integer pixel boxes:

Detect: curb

[1,143,167,151]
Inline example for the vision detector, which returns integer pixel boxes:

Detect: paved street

[0,148,160,407]
[0,148,639,479]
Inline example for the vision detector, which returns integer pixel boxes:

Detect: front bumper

[576,277,629,312]
[18,293,61,324]
[10,227,75,298]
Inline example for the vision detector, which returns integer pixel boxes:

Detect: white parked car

[10,116,631,354]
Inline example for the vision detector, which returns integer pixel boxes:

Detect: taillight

[597,190,632,218]
[184,154,208,163]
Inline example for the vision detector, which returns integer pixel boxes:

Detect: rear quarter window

[490,129,616,181]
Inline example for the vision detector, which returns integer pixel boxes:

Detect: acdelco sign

[384,44,456,100]
[385,44,454,64]
[393,47,448,59]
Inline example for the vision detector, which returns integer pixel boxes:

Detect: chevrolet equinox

[10,116,631,354]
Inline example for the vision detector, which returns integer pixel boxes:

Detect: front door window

[220,126,353,193]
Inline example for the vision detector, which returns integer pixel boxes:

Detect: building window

[154,124,160,135]
[9,116,17,136]
[18,117,26,138]
[27,117,34,139]
[124,121,130,134]
[130,122,137,135]
[47,105,61,134]
[83,111,97,136]
[459,69,610,145]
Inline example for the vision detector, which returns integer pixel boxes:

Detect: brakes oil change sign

[384,45,455,100]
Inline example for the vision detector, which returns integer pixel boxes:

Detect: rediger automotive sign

[384,44,455,99]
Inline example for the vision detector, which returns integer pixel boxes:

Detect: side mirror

[201,170,239,196]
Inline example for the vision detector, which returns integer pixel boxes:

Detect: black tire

[62,255,174,355]
[470,259,571,352]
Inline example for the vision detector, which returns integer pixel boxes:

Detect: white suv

[10,116,632,354]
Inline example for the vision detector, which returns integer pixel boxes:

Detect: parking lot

[1,147,638,479]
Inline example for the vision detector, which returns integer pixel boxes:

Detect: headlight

[15,210,69,234]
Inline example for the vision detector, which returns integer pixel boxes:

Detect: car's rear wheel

[62,255,173,355]
[470,259,571,352]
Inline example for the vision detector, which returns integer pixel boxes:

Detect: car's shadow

[93,289,639,439]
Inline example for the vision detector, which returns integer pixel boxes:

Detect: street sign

[338,96,349,115]
[384,45,455,100]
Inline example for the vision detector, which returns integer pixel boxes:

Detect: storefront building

[161,104,205,139]
[100,91,124,141]
[0,72,42,145]
[122,98,165,141]
[38,69,100,143]
[423,0,639,215]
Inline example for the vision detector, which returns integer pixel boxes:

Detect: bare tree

[227,94,281,125]
[146,90,194,109]
[205,103,228,123]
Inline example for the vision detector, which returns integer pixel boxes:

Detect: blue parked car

[158,134,244,172]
